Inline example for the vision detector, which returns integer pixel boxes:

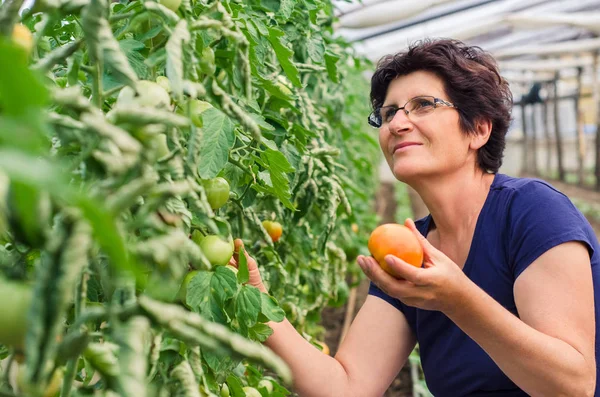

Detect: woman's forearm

[445,280,594,397]
[265,318,354,397]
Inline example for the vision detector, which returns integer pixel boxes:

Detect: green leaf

[197,107,235,179]
[187,267,237,323]
[260,149,295,210]
[267,27,301,88]
[235,285,261,328]
[260,293,285,323]
[237,246,249,284]
[324,51,340,83]
[306,34,325,64]
[278,0,295,21]
[0,41,49,116]
[81,0,138,89]
[226,374,246,397]
[120,40,149,79]
[166,20,190,100]
[248,323,273,342]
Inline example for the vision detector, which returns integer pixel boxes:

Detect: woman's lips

[393,142,422,153]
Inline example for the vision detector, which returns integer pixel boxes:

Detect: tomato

[262,220,282,242]
[258,379,273,394]
[243,386,262,397]
[351,223,359,234]
[368,224,423,277]
[152,133,170,158]
[275,75,293,97]
[314,341,330,355]
[155,76,171,93]
[220,383,230,397]
[177,270,199,303]
[198,235,234,266]
[159,0,181,12]
[203,177,230,210]
[0,281,32,348]
[12,24,33,54]
[116,80,171,109]
[199,47,216,76]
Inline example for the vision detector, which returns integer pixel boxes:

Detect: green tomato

[199,47,216,76]
[199,235,234,266]
[159,0,181,12]
[155,76,171,93]
[152,133,170,158]
[220,383,230,397]
[203,177,230,210]
[243,387,262,397]
[177,270,199,304]
[0,281,32,348]
[258,379,274,394]
[116,80,171,109]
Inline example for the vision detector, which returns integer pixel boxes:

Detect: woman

[231,39,599,396]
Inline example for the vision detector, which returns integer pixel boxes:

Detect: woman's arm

[266,296,416,397]
[360,220,596,397]
[231,240,416,397]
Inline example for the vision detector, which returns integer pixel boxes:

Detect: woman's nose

[388,110,413,135]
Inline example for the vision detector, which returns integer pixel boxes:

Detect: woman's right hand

[229,239,268,293]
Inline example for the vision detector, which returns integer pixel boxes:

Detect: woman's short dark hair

[370,38,513,173]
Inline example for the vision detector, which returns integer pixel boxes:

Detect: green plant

[0,0,380,395]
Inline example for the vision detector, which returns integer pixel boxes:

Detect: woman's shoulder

[492,173,573,210]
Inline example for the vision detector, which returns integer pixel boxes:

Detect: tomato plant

[368,224,424,277]
[0,0,381,394]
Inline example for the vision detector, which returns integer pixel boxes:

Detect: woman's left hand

[357,218,469,313]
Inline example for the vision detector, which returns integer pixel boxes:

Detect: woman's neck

[408,168,495,241]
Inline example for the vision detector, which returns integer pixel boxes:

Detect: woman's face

[378,70,473,183]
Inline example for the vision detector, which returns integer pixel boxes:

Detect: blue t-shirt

[369,173,600,396]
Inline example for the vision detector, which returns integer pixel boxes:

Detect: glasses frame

[368,96,457,128]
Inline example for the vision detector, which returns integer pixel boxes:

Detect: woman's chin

[391,163,424,182]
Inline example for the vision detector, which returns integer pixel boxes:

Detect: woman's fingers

[404,218,439,260]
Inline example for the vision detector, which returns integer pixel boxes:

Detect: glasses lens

[407,97,435,116]
[368,111,382,128]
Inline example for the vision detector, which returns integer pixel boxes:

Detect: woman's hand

[357,218,469,314]
[229,239,268,293]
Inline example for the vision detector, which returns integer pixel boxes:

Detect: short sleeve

[368,282,405,312]
[508,180,595,279]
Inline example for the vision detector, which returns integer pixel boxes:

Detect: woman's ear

[470,118,492,150]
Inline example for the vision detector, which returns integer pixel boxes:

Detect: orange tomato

[262,220,282,242]
[315,341,330,355]
[12,24,34,54]
[367,223,423,277]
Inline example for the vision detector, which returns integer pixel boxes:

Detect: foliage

[0,0,380,395]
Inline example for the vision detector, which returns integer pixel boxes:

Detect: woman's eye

[412,99,434,111]
[383,108,397,121]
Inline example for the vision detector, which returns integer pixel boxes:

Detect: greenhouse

[0,0,599,395]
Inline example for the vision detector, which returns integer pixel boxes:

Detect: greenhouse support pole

[520,102,529,175]
[575,66,586,186]
[594,51,600,191]
[553,73,565,181]
[542,85,553,175]
[530,103,538,175]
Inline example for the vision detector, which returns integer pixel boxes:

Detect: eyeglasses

[368,96,457,128]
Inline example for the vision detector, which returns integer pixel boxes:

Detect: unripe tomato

[275,75,292,97]
[203,177,230,210]
[177,270,199,303]
[152,133,170,158]
[155,76,171,93]
[262,220,282,242]
[12,24,33,54]
[0,281,32,348]
[220,383,230,397]
[198,235,234,266]
[258,379,273,394]
[159,0,181,12]
[116,80,171,109]
[199,47,216,76]
[243,387,262,397]
[17,364,63,397]
[368,224,423,277]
